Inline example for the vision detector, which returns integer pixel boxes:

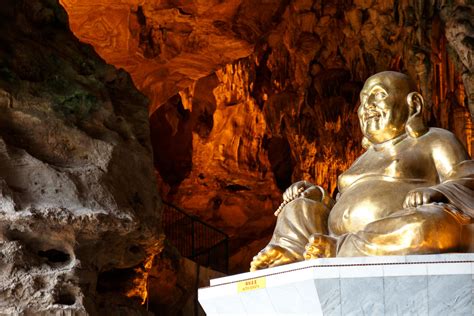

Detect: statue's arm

[404,129,470,208]
[427,130,474,218]
[429,129,470,181]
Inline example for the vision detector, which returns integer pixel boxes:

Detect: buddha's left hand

[403,188,447,208]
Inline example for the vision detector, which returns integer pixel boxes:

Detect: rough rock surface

[0,0,161,313]
[60,0,289,114]
[62,0,474,275]
[442,4,474,117]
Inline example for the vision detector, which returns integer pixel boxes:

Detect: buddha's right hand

[282,180,321,202]
[250,245,299,272]
[275,181,325,216]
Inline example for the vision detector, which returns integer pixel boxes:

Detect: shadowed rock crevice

[38,249,71,264]
[151,94,193,187]
[266,136,294,191]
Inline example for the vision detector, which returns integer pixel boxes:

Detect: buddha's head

[358,71,427,147]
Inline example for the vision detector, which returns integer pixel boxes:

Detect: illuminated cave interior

[61,0,473,269]
[0,0,473,314]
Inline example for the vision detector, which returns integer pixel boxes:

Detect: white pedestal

[198,254,474,315]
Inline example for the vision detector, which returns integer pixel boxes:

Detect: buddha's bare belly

[328,179,432,236]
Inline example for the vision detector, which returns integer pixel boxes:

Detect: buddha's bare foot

[250,245,298,272]
[303,234,337,260]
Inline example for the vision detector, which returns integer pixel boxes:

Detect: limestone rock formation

[60,0,289,113]
[0,0,161,313]
[442,4,474,118]
[62,0,474,275]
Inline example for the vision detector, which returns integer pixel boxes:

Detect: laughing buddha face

[358,71,415,144]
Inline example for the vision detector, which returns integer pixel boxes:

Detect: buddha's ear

[406,92,428,138]
[361,136,371,149]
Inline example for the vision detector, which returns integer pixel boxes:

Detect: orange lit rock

[161,61,283,272]
[60,0,289,114]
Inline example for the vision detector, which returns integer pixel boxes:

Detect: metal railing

[162,201,229,274]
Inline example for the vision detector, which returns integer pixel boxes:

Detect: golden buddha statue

[251,71,474,271]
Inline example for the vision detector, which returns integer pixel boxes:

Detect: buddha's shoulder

[419,127,458,142]
[416,127,463,148]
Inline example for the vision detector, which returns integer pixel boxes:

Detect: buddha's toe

[250,245,297,271]
[304,234,337,259]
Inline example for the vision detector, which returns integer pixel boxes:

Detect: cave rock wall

[0,0,161,313]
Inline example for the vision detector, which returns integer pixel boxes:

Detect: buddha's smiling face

[358,72,412,144]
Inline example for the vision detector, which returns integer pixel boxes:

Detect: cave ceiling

[61,0,474,272]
